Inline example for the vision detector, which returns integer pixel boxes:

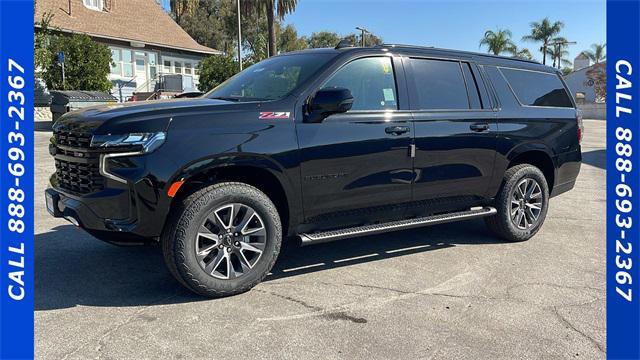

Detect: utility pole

[547,40,577,69]
[236,0,243,71]
[355,26,369,47]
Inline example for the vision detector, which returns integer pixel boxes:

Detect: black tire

[485,164,550,242]
[162,182,281,297]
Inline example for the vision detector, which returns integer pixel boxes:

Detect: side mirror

[304,87,354,123]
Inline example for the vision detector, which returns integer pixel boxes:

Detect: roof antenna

[335,39,354,49]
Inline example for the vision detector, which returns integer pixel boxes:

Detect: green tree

[522,17,564,65]
[278,24,308,53]
[344,32,383,47]
[42,34,112,91]
[307,31,341,48]
[243,0,298,57]
[561,67,573,76]
[509,46,533,60]
[172,0,237,55]
[546,37,572,69]
[581,43,606,63]
[479,29,515,55]
[35,12,55,72]
[197,55,239,92]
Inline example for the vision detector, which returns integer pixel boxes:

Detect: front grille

[54,130,92,148]
[53,130,103,194]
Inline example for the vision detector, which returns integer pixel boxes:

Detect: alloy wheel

[510,178,543,230]
[195,203,267,279]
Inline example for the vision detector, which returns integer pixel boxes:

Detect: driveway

[35,120,606,359]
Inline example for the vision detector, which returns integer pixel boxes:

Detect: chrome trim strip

[99,151,144,184]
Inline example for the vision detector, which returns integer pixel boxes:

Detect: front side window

[174,62,183,74]
[500,68,573,108]
[206,53,334,102]
[83,0,103,11]
[322,57,397,111]
[163,60,171,73]
[185,63,193,75]
[409,58,470,110]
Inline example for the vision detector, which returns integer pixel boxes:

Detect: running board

[298,206,497,245]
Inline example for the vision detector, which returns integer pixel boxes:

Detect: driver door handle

[385,126,410,135]
[469,123,490,132]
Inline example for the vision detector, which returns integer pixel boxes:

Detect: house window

[122,50,133,77]
[194,63,200,76]
[164,60,172,73]
[83,0,104,11]
[185,63,192,75]
[174,62,183,74]
[110,49,122,75]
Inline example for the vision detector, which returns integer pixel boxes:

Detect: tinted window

[207,53,334,102]
[462,63,482,109]
[410,58,470,110]
[323,57,398,111]
[500,68,573,107]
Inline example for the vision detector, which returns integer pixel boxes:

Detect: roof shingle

[35,0,220,55]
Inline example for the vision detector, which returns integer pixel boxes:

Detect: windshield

[206,53,335,102]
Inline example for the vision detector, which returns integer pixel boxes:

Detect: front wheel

[485,164,550,242]
[162,182,281,297]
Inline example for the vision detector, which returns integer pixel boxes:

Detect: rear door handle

[470,123,490,132]
[385,126,410,135]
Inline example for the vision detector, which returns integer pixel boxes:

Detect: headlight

[91,132,166,153]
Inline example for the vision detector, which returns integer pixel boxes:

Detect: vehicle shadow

[35,219,504,311]
[581,149,605,170]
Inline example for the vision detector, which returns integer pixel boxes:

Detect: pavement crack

[60,293,179,360]
[552,306,605,354]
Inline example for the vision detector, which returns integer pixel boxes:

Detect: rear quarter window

[499,67,573,108]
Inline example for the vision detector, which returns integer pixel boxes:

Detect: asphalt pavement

[35,120,606,359]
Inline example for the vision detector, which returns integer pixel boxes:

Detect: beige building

[34,0,221,101]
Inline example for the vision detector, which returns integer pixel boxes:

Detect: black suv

[46,44,582,297]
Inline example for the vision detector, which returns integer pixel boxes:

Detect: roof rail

[377,43,541,65]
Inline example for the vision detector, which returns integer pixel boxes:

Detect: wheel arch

[506,144,556,193]
[169,154,300,236]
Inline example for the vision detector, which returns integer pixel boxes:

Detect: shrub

[197,55,239,92]
[41,33,112,92]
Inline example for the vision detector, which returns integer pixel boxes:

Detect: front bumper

[45,187,136,232]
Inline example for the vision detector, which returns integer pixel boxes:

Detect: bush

[42,33,112,92]
[197,55,239,92]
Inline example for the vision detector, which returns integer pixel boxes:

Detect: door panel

[297,111,414,221]
[412,112,497,201]
[405,58,497,204]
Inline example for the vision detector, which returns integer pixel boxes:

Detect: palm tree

[479,29,515,55]
[509,46,533,60]
[522,18,564,65]
[581,43,606,63]
[243,0,298,57]
[546,37,572,69]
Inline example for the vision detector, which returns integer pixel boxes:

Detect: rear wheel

[162,182,281,297]
[485,164,549,242]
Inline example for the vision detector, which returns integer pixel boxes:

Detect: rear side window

[500,68,573,108]
[409,58,475,110]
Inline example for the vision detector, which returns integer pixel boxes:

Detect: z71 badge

[259,111,290,119]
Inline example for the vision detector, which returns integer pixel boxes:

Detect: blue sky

[283,0,606,64]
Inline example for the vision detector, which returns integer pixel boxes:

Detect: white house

[35,0,221,102]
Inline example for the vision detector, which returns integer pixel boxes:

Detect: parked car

[46,44,582,297]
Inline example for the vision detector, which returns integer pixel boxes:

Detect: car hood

[53,98,239,135]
